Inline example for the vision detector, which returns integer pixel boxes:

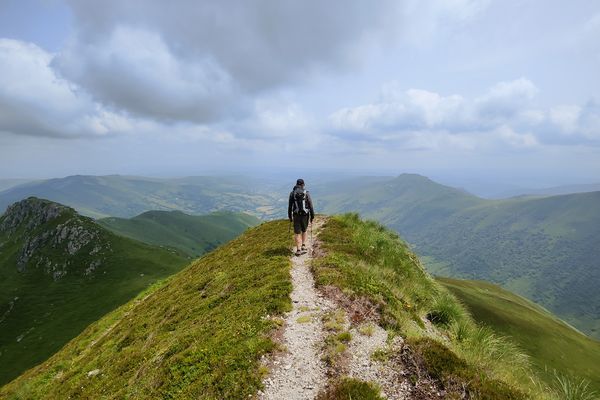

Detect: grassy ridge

[98,210,260,257]
[0,220,292,399]
[438,277,600,392]
[312,214,563,399]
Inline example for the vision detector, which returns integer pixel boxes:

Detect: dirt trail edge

[259,217,333,400]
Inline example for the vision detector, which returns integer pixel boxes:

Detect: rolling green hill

[438,277,600,392]
[0,175,281,219]
[0,214,565,399]
[318,174,600,338]
[0,198,188,385]
[98,210,260,257]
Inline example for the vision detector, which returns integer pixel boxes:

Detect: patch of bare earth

[312,233,439,399]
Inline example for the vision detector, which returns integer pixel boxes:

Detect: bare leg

[295,233,302,251]
[302,231,308,247]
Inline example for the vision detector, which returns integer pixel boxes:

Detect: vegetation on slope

[0,198,188,385]
[99,210,259,257]
[0,220,292,399]
[438,277,600,392]
[318,174,600,338]
[312,214,590,399]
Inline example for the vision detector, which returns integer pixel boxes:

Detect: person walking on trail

[288,178,315,257]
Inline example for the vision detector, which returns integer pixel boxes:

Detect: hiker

[288,178,315,256]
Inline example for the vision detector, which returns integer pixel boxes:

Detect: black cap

[296,178,305,186]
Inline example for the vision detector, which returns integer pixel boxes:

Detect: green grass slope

[438,277,600,392]
[0,219,291,399]
[0,175,280,219]
[0,198,188,385]
[98,210,260,257]
[318,174,600,338]
[312,214,597,399]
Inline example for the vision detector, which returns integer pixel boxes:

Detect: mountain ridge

[98,209,260,257]
[317,175,600,338]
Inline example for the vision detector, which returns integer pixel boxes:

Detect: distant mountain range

[2,174,599,338]
[0,198,253,385]
[0,175,283,219]
[318,174,600,338]
[491,182,600,199]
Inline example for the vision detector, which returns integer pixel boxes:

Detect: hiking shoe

[295,250,302,257]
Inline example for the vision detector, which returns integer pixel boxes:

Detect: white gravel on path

[259,218,334,400]
[346,325,410,399]
[259,217,410,399]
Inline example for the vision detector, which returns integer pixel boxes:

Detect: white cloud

[550,105,581,134]
[52,0,402,123]
[0,39,131,138]
[54,26,238,123]
[398,0,490,46]
[329,78,598,150]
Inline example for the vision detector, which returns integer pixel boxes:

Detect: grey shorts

[293,214,309,234]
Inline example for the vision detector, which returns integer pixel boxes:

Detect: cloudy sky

[0,0,599,189]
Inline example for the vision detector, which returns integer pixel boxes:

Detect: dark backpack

[292,187,309,215]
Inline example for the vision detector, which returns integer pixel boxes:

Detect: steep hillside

[319,174,600,338]
[316,173,484,226]
[98,210,259,257]
[3,215,584,399]
[0,175,281,219]
[0,198,187,385]
[0,220,292,399]
[438,277,600,392]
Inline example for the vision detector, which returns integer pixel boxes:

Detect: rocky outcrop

[1,197,109,280]
[0,197,69,236]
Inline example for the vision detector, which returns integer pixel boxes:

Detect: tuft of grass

[370,348,392,363]
[407,337,526,400]
[317,377,384,400]
[426,292,465,326]
[357,323,375,337]
[322,331,352,368]
[548,370,598,400]
[297,315,313,324]
[0,220,293,399]
[323,310,347,333]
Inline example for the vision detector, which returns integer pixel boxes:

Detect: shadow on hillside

[264,247,291,257]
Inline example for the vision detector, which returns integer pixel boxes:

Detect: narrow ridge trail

[259,217,333,399]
